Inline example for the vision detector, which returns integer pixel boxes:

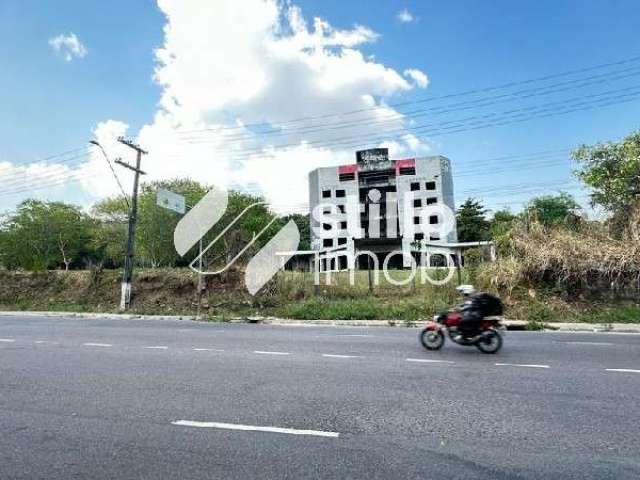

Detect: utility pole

[116,137,147,310]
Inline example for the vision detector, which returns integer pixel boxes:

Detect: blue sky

[1,0,639,214]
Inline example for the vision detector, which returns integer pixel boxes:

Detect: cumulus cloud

[404,68,429,88]
[396,8,416,23]
[48,32,88,62]
[0,159,79,211]
[89,0,431,212]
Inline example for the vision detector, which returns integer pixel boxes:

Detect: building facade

[308,148,458,270]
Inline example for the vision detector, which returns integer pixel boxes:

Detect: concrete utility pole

[116,137,147,310]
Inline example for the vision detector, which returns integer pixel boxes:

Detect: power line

[89,140,130,209]
[176,53,640,135]
[179,85,640,159]
[178,65,640,142]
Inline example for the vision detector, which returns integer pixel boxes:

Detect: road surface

[1,314,639,479]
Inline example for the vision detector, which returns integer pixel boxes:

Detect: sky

[1,0,639,216]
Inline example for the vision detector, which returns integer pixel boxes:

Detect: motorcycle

[420,310,504,354]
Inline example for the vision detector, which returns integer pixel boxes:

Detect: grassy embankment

[0,268,637,326]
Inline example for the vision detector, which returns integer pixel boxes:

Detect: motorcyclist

[454,285,505,340]
[455,284,482,339]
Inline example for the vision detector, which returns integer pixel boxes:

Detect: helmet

[456,284,476,296]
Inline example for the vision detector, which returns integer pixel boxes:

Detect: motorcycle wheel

[475,329,502,354]
[420,329,445,350]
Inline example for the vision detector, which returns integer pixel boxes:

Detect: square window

[323,238,333,247]
[426,197,437,205]
[337,237,347,245]
[336,189,346,198]
[415,233,424,241]
[425,181,436,190]
[429,215,438,225]
[322,223,331,231]
[337,204,346,214]
[340,221,347,230]
[410,182,420,191]
[413,216,420,225]
[322,190,331,198]
[413,199,421,208]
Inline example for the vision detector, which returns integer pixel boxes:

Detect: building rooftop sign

[356,148,391,172]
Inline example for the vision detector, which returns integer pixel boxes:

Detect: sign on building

[156,188,186,214]
[356,148,391,172]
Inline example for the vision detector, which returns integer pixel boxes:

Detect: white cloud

[87,0,431,212]
[80,120,135,199]
[404,68,429,88]
[0,160,79,211]
[396,8,416,23]
[49,32,88,62]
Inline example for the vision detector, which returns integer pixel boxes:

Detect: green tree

[456,198,490,242]
[90,180,282,269]
[281,213,310,250]
[524,192,580,227]
[136,179,208,268]
[0,200,93,270]
[573,130,640,235]
[90,196,128,268]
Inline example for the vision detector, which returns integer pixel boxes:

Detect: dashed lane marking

[172,420,340,438]
[334,334,372,337]
[605,368,640,374]
[406,358,455,364]
[83,343,112,347]
[193,348,224,352]
[322,354,362,359]
[0,338,16,343]
[253,350,290,356]
[495,363,550,369]
[144,346,169,350]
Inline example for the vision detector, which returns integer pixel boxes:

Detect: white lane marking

[83,343,112,347]
[563,341,614,346]
[406,358,455,364]
[144,346,169,350]
[34,340,58,344]
[193,348,224,352]
[172,420,339,438]
[0,338,16,343]
[322,354,362,359]
[495,363,549,369]
[253,350,290,356]
[606,368,640,374]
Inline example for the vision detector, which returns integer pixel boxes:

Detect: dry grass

[478,216,640,296]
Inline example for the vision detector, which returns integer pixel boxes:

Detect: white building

[308,148,459,271]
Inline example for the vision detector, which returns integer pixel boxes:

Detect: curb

[1,310,639,333]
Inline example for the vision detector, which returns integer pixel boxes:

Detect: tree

[89,179,282,269]
[281,213,310,250]
[136,179,208,268]
[0,200,93,270]
[573,130,640,235]
[456,198,489,242]
[573,130,640,211]
[489,208,516,237]
[90,196,128,268]
[524,192,580,227]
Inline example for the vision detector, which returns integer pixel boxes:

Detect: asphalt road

[1,315,639,479]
